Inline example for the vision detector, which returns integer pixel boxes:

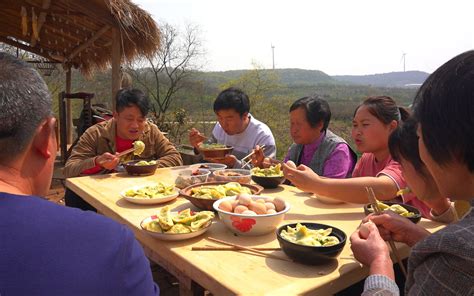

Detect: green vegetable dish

[370,201,416,217]
[280,223,340,247]
[134,160,157,166]
[199,143,227,149]
[251,164,283,177]
[190,182,251,199]
[124,182,175,199]
[143,206,215,234]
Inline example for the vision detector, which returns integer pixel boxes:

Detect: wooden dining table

[65,166,445,295]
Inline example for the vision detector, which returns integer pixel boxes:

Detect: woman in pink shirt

[283,96,430,215]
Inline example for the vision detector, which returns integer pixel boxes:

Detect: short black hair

[289,95,331,132]
[213,87,250,116]
[0,52,52,161]
[115,88,150,116]
[389,117,427,177]
[413,50,474,172]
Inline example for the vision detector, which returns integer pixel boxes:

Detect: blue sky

[134,0,474,75]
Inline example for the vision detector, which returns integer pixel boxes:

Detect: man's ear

[113,111,119,119]
[33,117,56,158]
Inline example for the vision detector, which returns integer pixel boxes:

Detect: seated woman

[283,96,431,217]
[350,50,474,296]
[253,95,356,178]
[389,117,461,223]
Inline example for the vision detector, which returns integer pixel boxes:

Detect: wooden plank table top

[66,166,445,296]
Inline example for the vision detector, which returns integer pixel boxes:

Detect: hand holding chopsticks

[365,187,408,278]
[241,145,266,168]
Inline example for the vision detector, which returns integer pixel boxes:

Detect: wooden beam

[31,0,51,47]
[0,35,65,62]
[65,66,73,144]
[111,28,121,111]
[67,25,110,62]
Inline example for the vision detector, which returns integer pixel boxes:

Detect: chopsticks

[192,245,281,251]
[116,147,136,158]
[365,187,408,278]
[241,145,266,168]
[203,237,292,262]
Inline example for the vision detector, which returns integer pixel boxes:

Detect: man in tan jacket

[64,88,182,210]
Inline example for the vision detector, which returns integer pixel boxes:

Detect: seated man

[0,52,158,295]
[189,87,276,168]
[253,95,356,178]
[64,88,182,210]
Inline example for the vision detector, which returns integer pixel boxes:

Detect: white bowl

[213,196,291,236]
[174,168,211,189]
[140,215,212,241]
[213,169,252,184]
[120,184,179,205]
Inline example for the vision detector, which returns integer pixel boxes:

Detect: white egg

[273,197,286,212]
[241,210,257,216]
[237,194,252,206]
[359,221,372,239]
[286,160,296,169]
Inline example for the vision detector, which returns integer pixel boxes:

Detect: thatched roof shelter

[0,0,160,76]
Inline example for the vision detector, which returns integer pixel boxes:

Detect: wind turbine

[271,44,275,70]
[401,52,407,72]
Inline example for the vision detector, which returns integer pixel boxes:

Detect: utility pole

[271,44,275,70]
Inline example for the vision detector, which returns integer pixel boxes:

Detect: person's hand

[251,145,265,168]
[282,162,320,192]
[350,221,391,267]
[95,152,120,170]
[188,128,207,149]
[364,211,430,247]
[209,154,238,167]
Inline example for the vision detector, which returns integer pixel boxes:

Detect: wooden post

[66,65,73,144]
[111,28,122,111]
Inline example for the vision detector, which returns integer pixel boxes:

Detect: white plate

[120,185,179,205]
[140,215,212,241]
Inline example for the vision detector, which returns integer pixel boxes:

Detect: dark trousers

[64,188,97,212]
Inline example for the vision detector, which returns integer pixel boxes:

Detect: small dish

[121,184,179,205]
[363,202,421,223]
[123,160,158,176]
[213,169,252,184]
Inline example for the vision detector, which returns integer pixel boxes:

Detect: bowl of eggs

[213,194,290,236]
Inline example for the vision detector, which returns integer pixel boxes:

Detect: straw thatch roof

[0,0,160,76]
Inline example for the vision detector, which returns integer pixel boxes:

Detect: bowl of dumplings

[363,201,421,224]
[123,160,158,176]
[140,206,215,241]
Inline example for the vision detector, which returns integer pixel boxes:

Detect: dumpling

[172,209,196,225]
[167,224,191,234]
[158,206,174,231]
[144,220,163,233]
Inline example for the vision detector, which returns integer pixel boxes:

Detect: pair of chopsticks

[116,147,135,158]
[193,237,292,262]
[241,145,266,168]
[365,187,408,278]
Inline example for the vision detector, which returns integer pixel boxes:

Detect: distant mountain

[198,68,335,86]
[332,71,430,87]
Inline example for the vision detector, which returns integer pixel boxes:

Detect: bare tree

[127,22,204,125]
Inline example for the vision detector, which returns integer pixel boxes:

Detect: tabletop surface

[66,166,445,295]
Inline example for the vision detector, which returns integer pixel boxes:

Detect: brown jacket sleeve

[146,124,183,167]
[63,125,110,178]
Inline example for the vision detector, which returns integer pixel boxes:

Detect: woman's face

[351,106,397,153]
[416,125,470,199]
[399,157,438,201]
[290,107,322,145]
